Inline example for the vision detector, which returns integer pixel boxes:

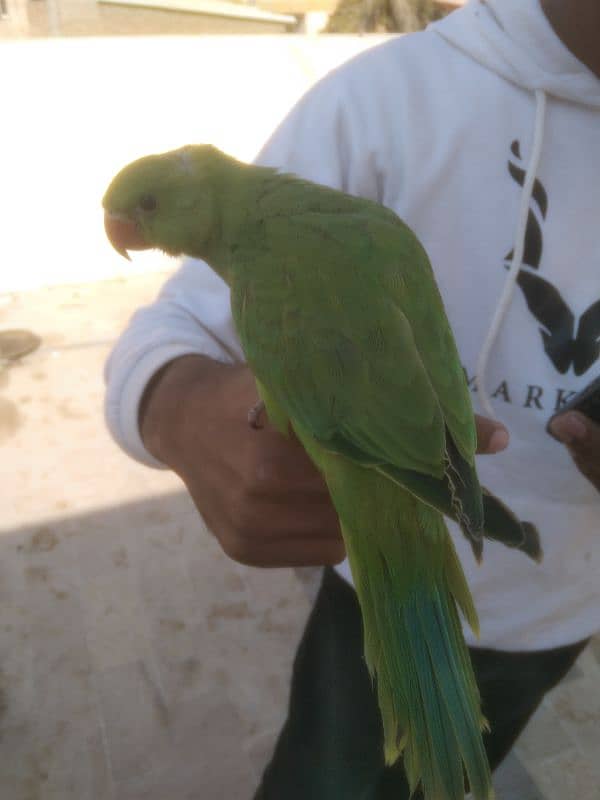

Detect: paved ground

[1,35,599,800]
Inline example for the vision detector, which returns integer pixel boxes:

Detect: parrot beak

[104,212,149,261]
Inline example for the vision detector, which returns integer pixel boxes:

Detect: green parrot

[103,145,541,800]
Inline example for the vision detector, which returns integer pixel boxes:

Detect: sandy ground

[1,275,599,800]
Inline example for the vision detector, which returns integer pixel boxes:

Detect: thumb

[475,414,510,454]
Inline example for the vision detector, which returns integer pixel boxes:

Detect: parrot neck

[200,238,234,285]
[200,162,277,286]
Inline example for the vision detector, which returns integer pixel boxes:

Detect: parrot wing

[233,210,484,539]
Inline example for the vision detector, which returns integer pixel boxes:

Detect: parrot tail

[342,507,494,800]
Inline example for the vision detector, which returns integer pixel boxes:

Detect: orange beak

[104,212,150,261]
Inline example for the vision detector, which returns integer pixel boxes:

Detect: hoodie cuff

[106,340,232,469]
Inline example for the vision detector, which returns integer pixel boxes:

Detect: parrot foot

[247,399,266,429]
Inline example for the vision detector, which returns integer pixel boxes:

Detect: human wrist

[139,354,235,466]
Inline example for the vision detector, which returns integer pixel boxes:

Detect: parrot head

[103,144,222,260]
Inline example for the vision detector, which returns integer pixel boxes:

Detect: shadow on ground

[0,490,315,800]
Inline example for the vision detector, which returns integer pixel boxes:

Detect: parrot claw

[248,400,266,429]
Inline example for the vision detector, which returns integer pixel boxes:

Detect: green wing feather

[233,208,484,544]
[235,212,474,478]
[237,197,539,563]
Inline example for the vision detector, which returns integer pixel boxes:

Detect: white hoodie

[105,0,600,651]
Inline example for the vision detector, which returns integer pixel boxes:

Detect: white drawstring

[476,89,547,419]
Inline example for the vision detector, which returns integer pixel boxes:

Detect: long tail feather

[298,434,495,800]
[341,502,494,800]
[481,491,543,562]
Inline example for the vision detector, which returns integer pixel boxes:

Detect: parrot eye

[139,194,158,212]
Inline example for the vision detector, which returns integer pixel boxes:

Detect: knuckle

[253,457,280,487]
[329,543,347,565]
[221,533,255,565]
[229,493,256,535]
[230,484,272,540]
[243,449,280,493]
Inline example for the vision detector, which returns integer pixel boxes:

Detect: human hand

[140,355,345,567]
[139,356,510,567]
[548,411,600,492]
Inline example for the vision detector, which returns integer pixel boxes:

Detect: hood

[432,0,600,109]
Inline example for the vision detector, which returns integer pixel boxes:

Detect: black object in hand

[547,374,600,438]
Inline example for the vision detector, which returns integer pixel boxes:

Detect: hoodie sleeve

[104,262,243,467]
[104,71,377,467]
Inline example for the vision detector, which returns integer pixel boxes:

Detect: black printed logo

[506,140,600,376]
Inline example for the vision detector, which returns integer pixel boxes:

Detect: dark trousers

[254,567,588,799]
